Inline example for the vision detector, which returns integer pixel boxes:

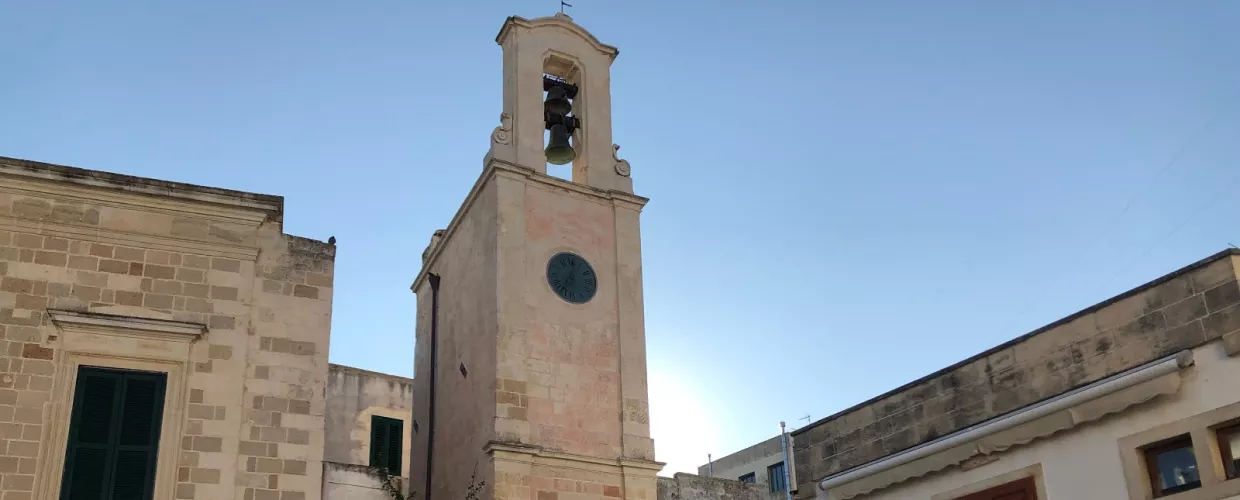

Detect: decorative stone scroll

[492,113,512,145]
[612,144,630,177]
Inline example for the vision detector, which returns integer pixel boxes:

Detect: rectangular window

[1217,422,1240,480]
[370,415,404,475]
[768,462,787,493]
[1143,434,1201,497]
[60,366,167,500]
[738,473,755,484]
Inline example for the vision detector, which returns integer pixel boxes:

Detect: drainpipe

[424,273,441,500]
[780,422,793,500]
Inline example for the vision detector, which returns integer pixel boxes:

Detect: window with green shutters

[60,366,167,500]
[369,415,404,475]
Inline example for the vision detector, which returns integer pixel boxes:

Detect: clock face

[546,252,597,304]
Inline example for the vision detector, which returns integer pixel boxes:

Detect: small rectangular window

[768,462,787,493]
[1217,422,1240,479]
[1143,434,1200,497]
[370,415,404,475]
[738,472,755,484]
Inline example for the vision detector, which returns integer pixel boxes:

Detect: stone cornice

[328,363,413,383]
[410,159,648,292]
[48,309,207,342]
[0,156,283,222]
[496,14,619,62]
[0,215,260,261]
[484,441,664,472]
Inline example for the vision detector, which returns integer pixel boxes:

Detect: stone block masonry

[0,156,335,500]
[792,249,1240,494]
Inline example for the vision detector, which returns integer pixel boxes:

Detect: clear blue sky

[2,1,1237,475]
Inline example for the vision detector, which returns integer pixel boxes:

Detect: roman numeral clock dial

[546,252,597,304]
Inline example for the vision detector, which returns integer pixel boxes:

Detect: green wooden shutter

[111,374,166,500]
[60,367,166,500]
[386,418,403,475]
[62,370,121,500]
[370,416,386,469]
[370,415,404,475]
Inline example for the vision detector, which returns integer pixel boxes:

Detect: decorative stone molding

[48,308,207,341]
[0,156,278,260]
[613,145,631,177]
[485,441,664,471]
[0,156,283,219]
[34,309,202,500]
[495,14,619,61]
[492,112,513,145]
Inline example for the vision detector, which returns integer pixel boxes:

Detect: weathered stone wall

[860,340,1240,500]
[412,160,661,500]
[410,179,500,500]
[486,165,660,500]
[323,364,413,471]
[658,473,764,500]
[792,250,1240,494]
[0,157,335,500]
[321,462,403,500]
[501,177,625,457]
[241,231,335,500]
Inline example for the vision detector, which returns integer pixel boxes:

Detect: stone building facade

[698,435,791,500]
[783,249,1240,500]
[322,363,414,499]
[0,156,336,500]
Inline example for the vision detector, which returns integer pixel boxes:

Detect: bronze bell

[544,86,572,116]
[545,123,575,165]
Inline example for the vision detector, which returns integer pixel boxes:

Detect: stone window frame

[1119,399,1240,500]
[930,463,1049,500]
[33,309,204,500]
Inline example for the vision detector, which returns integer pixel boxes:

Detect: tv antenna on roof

[560,0,572,13]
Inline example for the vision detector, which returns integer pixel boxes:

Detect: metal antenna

[560,0,572,13]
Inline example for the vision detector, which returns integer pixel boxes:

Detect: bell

[544,86,572,116]
[545,123,575,165]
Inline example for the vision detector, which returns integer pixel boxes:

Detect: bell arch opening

[542,53,583,181]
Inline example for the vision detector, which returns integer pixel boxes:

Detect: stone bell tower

[410,12,660,500]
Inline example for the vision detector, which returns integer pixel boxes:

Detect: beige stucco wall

[0,157,335,500]
[323,364,413,474]
[700,436,787,493]
[860,339,1240,500]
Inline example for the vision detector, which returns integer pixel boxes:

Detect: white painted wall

[864,340,1240,500]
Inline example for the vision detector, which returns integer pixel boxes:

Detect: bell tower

[411,12,660,500]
